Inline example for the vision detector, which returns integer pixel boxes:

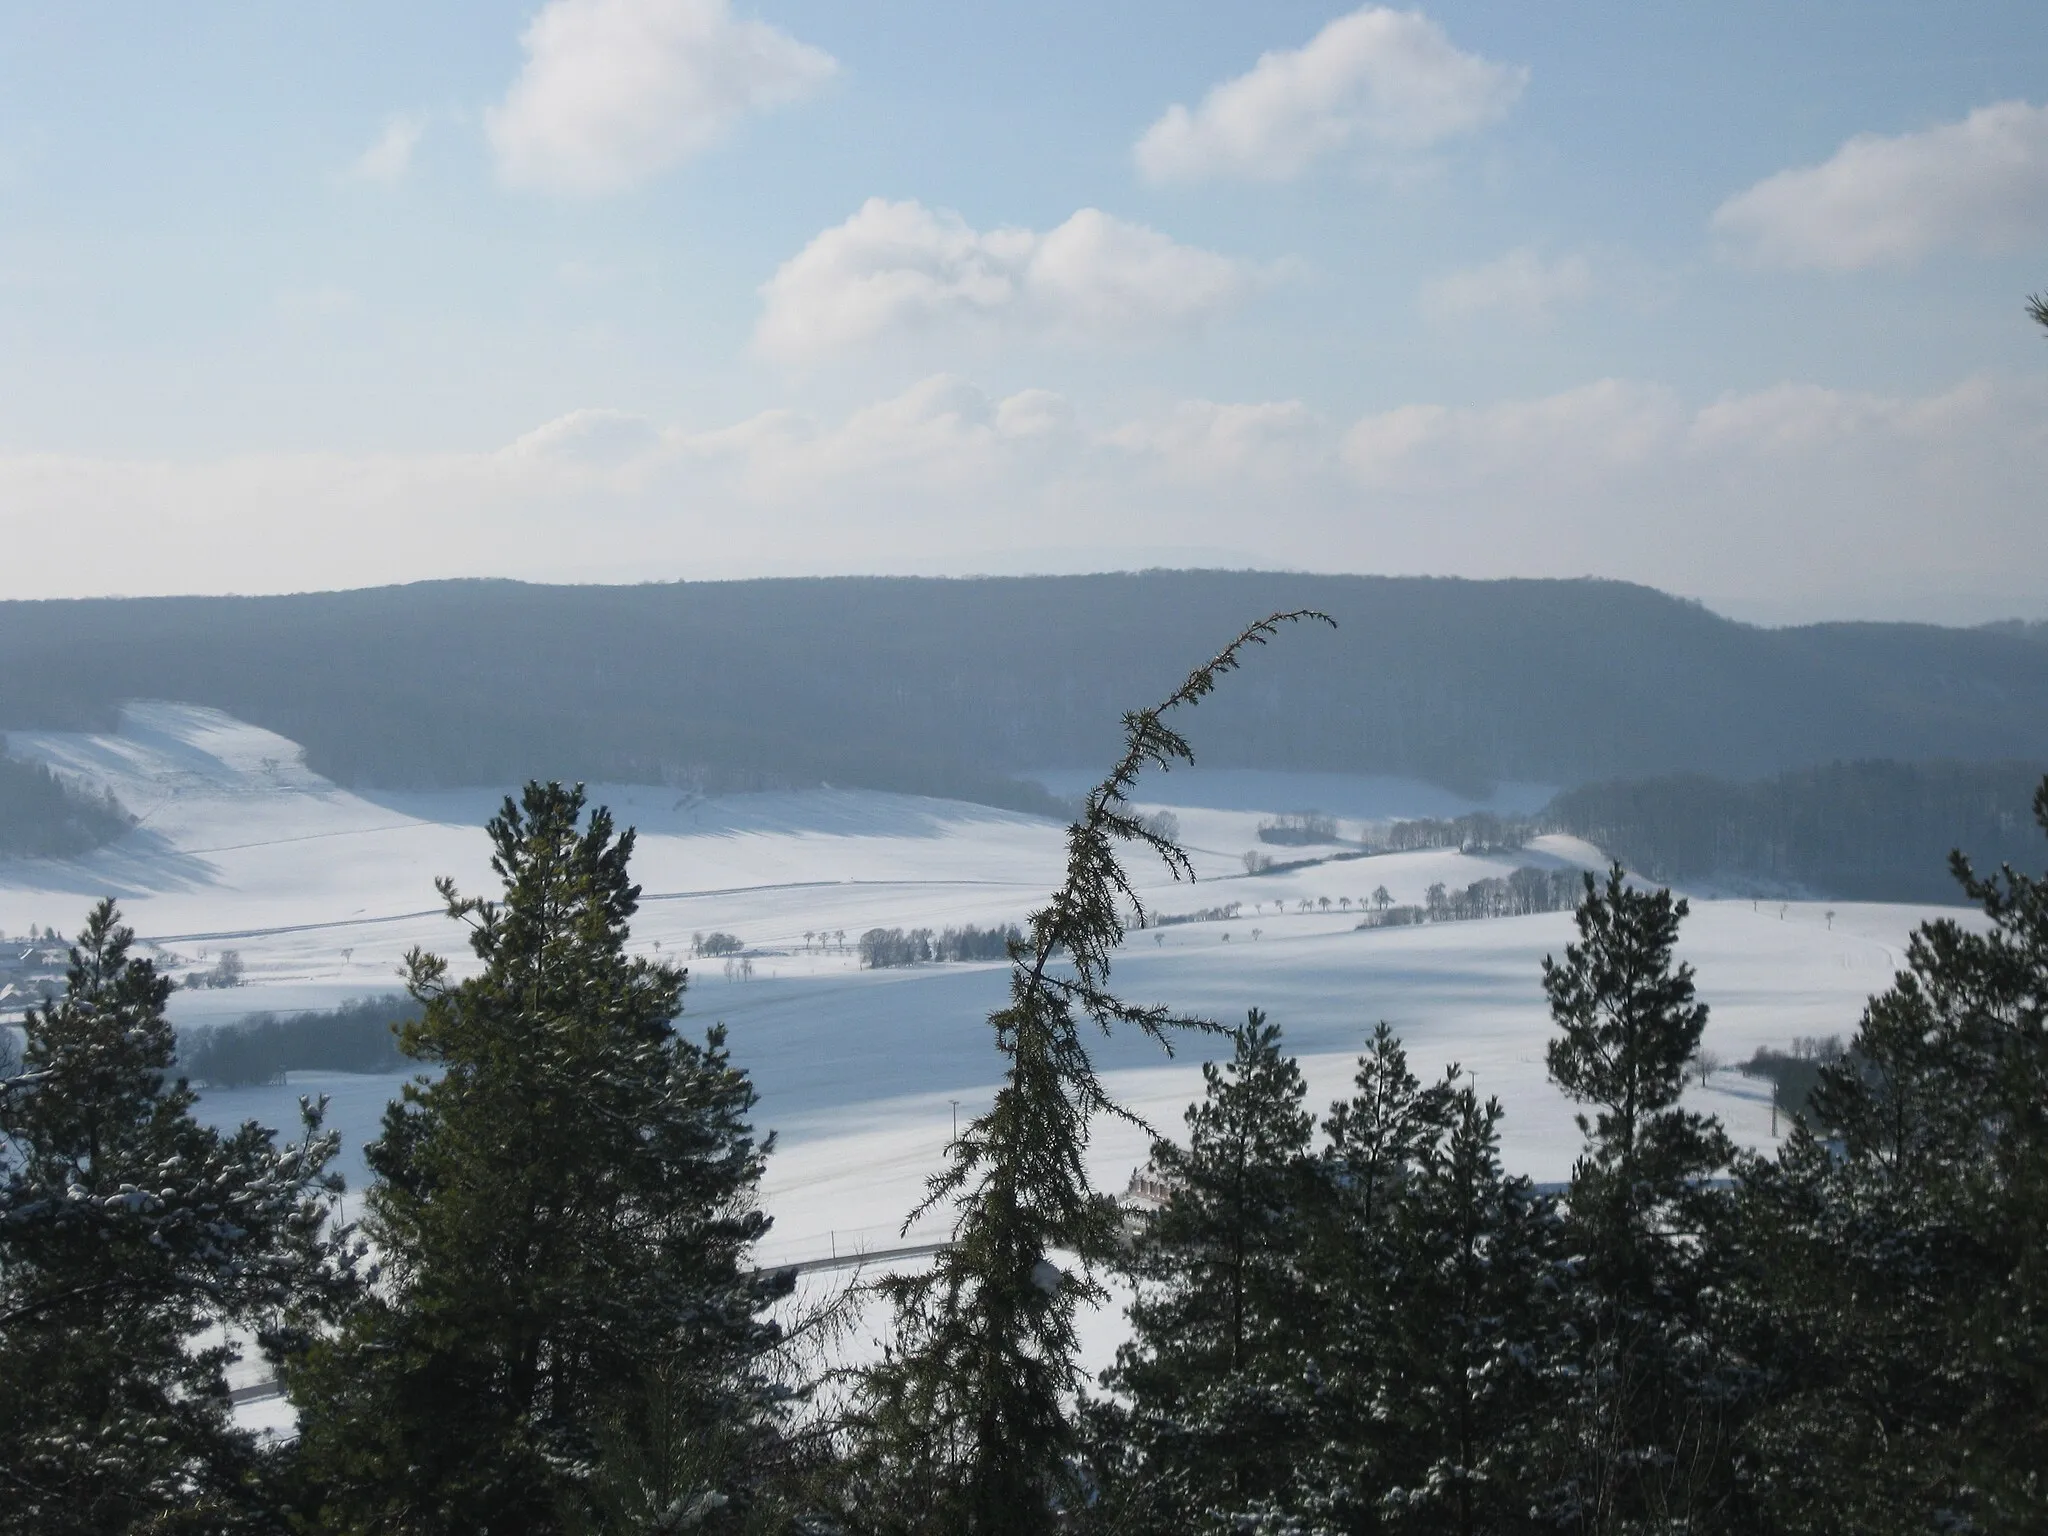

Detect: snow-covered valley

[1,703,1959,1281]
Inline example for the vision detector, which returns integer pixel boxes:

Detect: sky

[1,1,2045,622]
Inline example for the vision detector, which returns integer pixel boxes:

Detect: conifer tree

[1089,1010,1322,1531]
[290,783,788,1534]
[0,899,344,1534]
[1374,1081,1550,1535]
[1292,1032,1553,1535]
[1737,776,2048,1533]
[846,612,1330,1534]
[1291,1023,1447,1529]
[1536,866,1739,1532]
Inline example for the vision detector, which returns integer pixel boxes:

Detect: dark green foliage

[0,899,346,1534]
[178,994,417,1086]
[1370,1083,1550,1534]
[1089,1010,1322,1531]
[846,612,1330,1535]
[1733,778,2048,1533]
[1293,1030,1553,1535]
[1545,759,2048,902]
[8,575,2048,807]
[1089,1017,1555,1536]
[1537,866,1740,1532]
[288,783,789,1535]
[1292,1023,1446,1527]
[0,751,131,858]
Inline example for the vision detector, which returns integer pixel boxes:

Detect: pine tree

[289,783,788,1534]
[0,899,345,1534]
[1736,775,2048,1533]
[1536,866,1740,1533]
[1291,1023,1447,1530]
[1292,1032,1552,1536]
[1089,1010,1322,1532]
[1374,1080,1550,1536]
[846,612,1331,1535]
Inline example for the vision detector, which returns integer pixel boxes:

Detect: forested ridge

[3,573,2047,804]
[1545,758,2048,901]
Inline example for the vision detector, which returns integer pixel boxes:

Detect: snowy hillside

[1,703,1970,1276]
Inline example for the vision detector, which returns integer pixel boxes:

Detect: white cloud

[508,407,664,466]
[349,114,425,183]
[1107,399,1327,481]
[682,376,1028,490]
[1420,248,1591,324]
[1135,6,1525,183]
[1342,379,1681,493]
[486,0,835,195]
[1712,100,2048,270]
[754,199,1255,360]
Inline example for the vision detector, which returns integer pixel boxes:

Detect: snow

[2,703,1976,1376]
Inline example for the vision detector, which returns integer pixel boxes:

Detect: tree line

[4,613,2045,1533]
[176,995,419,1088]
[0,751,132,860]
[858,924,1025,968]
[1374,810,1532,855]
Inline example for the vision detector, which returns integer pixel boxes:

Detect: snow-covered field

[3,703,1960,1282]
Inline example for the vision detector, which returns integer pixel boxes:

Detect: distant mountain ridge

[1,573,2045,808]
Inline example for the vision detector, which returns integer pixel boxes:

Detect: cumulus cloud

[349,114,425,182]
[1135,6,1525,182]
[1712,100,2048,270]
[754,200,1255,359]
[487,0,835,195]
[1420,248,1592,324]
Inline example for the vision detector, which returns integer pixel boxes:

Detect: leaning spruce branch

[911,607,1333,1223]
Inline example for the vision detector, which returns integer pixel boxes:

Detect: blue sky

[2,2,2045,619]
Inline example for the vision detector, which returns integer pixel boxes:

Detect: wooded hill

[1545,759,2048,903]
[3,574,2045,813]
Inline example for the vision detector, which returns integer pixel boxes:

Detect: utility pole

[950,1099,960,1140]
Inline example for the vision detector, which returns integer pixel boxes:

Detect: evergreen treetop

[0,898,344,1535]
[290,782,788,1535]
[1093,1010,1321,1531]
